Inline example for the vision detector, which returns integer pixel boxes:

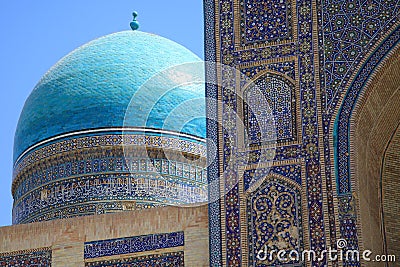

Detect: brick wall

[0,206,209,266]
[350,46,400,264]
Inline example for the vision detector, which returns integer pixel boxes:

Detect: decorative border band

[85,251,184,267]
[84,232,184,259]
[13,132,207,183]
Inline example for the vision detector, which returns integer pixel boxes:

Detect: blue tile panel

[14,155,207,201]
[243,73,297,144]
[0,248,52,266]
[239,0,293,45]
[14,173,208,224]
[335,26,400,195]
[85,251,184,267]
[247,179,303,266]
[205,0,400,265]
[84,232,184,259]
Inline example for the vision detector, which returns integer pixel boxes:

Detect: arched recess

[348,44,400,260]
[240,71,298,148]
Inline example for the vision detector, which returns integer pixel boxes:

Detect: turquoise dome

[14,31,205,162]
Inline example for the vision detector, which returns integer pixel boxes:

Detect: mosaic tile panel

[243,73,297,144]
[318,0,400,111]
[85,251,184,267]
[267,61,296,80]
[0,248,52,266]
[238,0,294,46]
[332,25,400,267]
[241,60,296,81]
[84,232,184,259]
[271,164,302,185]
[247,179,303,266]
[335,26,400,195]
[243,165,302,192]
[206,0,400,266]
[12,132,208,224]
[206,0,326,265]
[315,0,400,262]
[204,0,223,265]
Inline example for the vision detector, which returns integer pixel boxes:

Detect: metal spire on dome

[130,11,140,31]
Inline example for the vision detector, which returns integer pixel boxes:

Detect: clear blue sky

[0,1,204,226]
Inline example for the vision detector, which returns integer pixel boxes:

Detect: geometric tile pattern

[267,61,296,80]
[13,133,207,182]
[244,164,302,192]
[317,1,400,263]
[334,26,400,195]
[14,155,207,200]
[205,0,317,265]
[242,72,296,145]
[319,0,400,111]
[204,0,223,265]
[238,0,294,46]
[0,248,52,266]
[84,232,184,259]
[85,251,184,267]
[333,26,400,267]
[206,0,325,265]
[205,0,400,265]
[271,164,302,185]
[240,60,296,80]
[244,73,296,144]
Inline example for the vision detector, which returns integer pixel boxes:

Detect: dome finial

[130,11,140,31]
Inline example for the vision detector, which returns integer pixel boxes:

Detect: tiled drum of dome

[12,135,207,224]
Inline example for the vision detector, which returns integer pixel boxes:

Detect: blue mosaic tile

[239,0,294,45]
[12,134,207,224]
[84,232,184,259]
[243,73,297,144]
[85,251,184,267]
[0,248,52,267]
[247,179,303,266]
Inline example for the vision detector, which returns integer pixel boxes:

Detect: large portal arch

[344,43,400,263]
